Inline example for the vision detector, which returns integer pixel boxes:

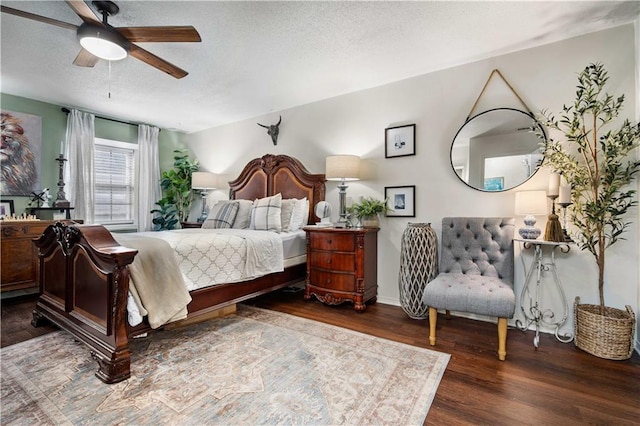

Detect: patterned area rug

[1,305,449,425]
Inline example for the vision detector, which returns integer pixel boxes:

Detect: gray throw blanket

[114,233,192,329]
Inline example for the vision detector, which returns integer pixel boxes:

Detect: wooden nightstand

[180,222,203,229]
[303,226,378,312]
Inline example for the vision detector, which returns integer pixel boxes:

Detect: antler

[257,123,269,129]
[276,115,282,126]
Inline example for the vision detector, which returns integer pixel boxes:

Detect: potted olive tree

[540,63,639,359]
[348,197,391,228]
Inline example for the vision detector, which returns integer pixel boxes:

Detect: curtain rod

[60,107,160,131]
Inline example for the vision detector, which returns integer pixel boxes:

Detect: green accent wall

[1,93,187,215]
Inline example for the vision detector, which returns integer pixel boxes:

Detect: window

[94,138,138,230]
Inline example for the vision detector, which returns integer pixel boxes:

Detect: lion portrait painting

[1,110,41,196]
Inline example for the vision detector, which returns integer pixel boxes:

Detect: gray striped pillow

[202,201,239,229]
[250,194,282,232]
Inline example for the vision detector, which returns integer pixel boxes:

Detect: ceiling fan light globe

[77,24,127,61]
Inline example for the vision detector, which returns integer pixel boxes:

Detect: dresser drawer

[309,251,355,272]
[1,223,49,238]
[308,232,355,252]
[309,269,355,292]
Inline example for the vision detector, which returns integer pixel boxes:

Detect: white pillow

[289,197,309,231]
[250,193,282,232]
[202,201,239,229]
[280,199,297,232]
[232,199,254,229]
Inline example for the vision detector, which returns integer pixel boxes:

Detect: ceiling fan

[1,0,201,79]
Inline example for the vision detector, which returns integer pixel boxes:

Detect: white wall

[186,25,638,340]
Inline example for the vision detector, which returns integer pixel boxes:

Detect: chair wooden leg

[497,317,507,361]
[428,307,437,346]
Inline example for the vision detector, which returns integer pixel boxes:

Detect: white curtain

[65,109,95,223]
[137,124,161,231]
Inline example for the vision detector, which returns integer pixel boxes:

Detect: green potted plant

[540,63,639,360]
[151,149,199,230]
[347,197,391,228]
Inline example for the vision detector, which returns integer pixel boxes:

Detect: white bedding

[125,229,306,326]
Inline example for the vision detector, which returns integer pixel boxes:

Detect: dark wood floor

[3,290,639,425]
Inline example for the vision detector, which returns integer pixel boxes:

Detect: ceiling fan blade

[73,49,100,67]
[117,26,201,43]
[129,44,188,79]
[65,0,101,24]
[1,5,77,30]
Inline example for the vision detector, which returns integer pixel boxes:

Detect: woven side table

[398,223,438,319]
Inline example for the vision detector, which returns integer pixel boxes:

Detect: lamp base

[519,214,541,239]
[518,226,541,240]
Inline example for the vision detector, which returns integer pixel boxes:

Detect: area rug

[1,305,449,425]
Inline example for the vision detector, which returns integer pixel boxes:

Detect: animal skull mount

[257,116,282,145]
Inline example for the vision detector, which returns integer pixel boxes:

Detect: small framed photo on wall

[0,199,15,218]
[385,124,416,158]
[384,186,415,217]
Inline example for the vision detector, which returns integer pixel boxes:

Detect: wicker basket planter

[573,297,635,360]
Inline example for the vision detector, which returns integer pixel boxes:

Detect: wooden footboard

[32,222,306,384]
[32,222,138,383]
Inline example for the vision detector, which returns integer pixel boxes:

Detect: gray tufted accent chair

[422,217,515,360]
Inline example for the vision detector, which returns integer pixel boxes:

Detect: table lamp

[191,172,218,223]
[325,155,360,226]
[514,190,547,239]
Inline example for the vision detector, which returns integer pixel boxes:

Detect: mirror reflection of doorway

[450,108,546,192]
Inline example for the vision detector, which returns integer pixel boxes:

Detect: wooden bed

[31,154,325,384]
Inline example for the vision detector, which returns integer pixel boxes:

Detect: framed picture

[384,186,415,217]
[0,200,15,218]
[0,110,42,196]
[385,124,416,158]
[484,177,504,191]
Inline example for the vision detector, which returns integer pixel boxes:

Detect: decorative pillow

[288,197,309,231]
[232,199,254,229]
[202,201,239,229]
[280,199,297,232]
[250,193,282,232]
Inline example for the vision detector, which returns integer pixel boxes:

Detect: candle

[559,175,571,204]
[60,140,65,156]
[548,173,560,197]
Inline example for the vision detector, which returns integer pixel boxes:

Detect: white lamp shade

[192,172,218,189]
[325,155,360,181]
[514,190,547,215]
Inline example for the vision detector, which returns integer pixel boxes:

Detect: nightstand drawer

[308,232,355,252]
[309,251,355,272]
[309,270,355,292]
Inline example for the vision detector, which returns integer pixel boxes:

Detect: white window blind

[94,138,138,229]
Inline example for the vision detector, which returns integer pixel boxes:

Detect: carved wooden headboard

[228,154,326,224]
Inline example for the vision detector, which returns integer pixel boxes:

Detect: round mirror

[450,108,546,192]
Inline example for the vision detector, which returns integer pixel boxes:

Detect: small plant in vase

[539,63,639,360]
[347,197,392,228]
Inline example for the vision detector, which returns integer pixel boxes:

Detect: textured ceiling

[1,1,638,133]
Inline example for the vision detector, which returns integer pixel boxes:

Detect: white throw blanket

[114,234,192,329]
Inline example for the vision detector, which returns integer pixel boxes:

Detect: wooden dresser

[303,227,378,312]
[1,220,53,294]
